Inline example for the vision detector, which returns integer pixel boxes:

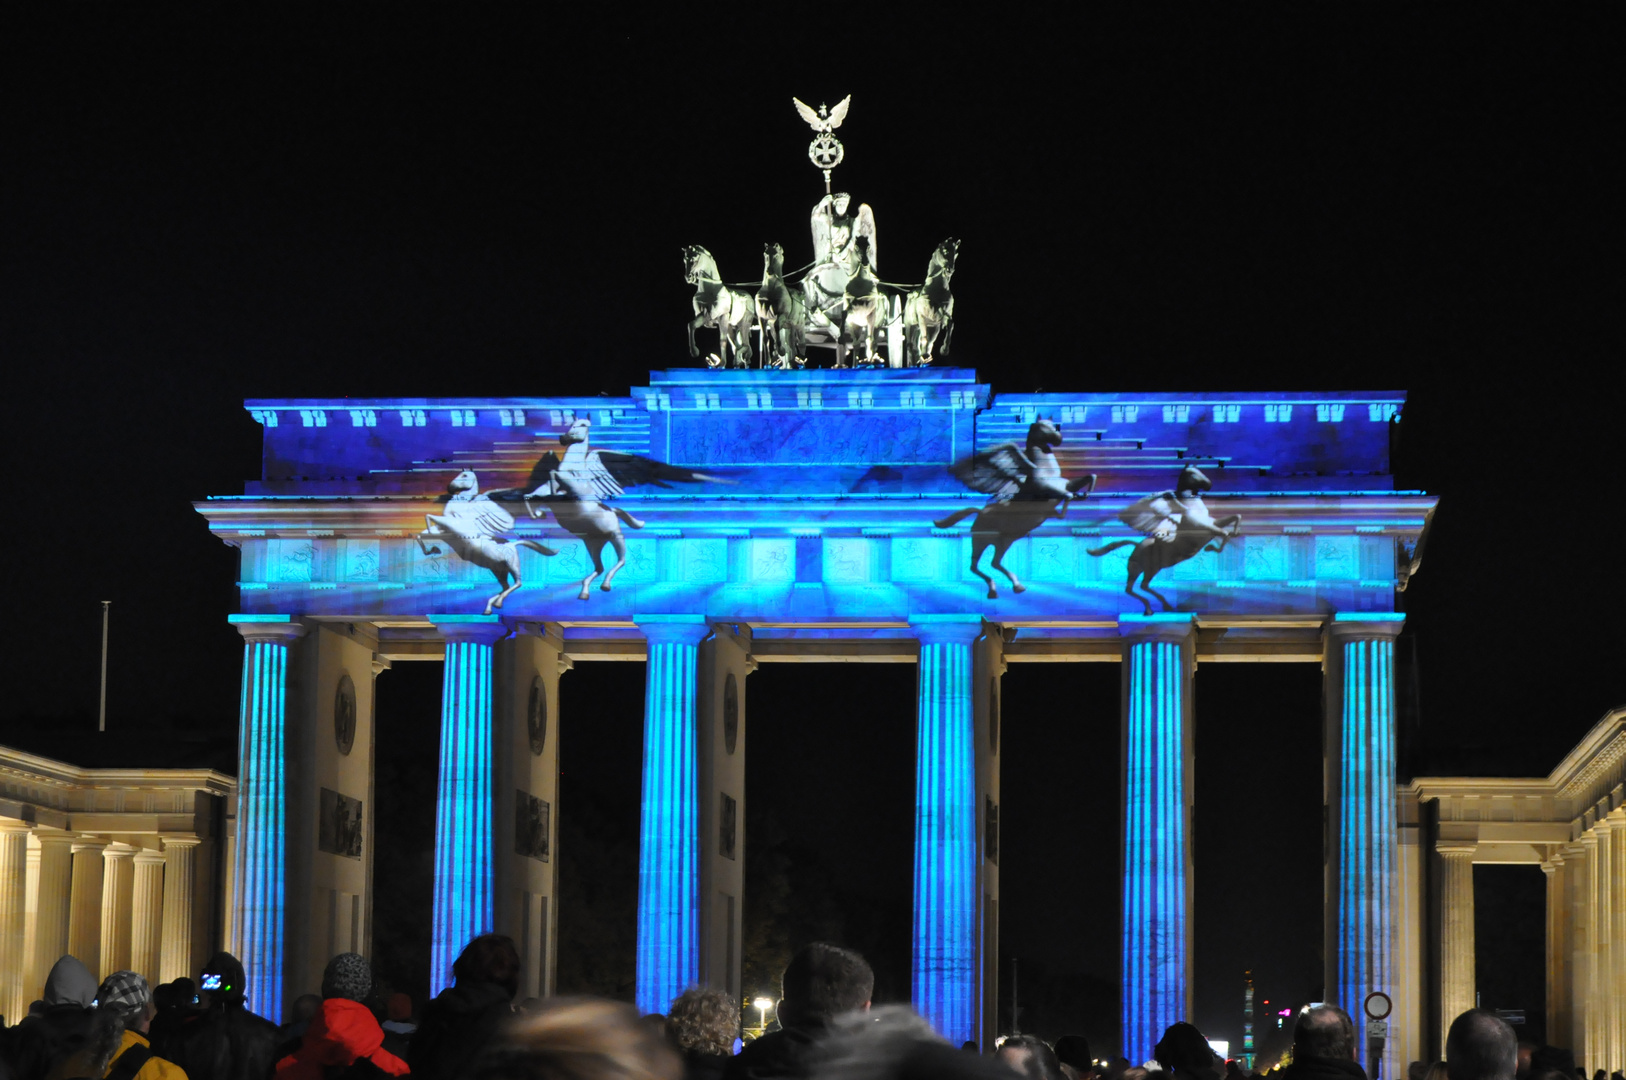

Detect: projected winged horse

[1087,465,1241,615]
[504,417,731,600]
[416,470,560,614]
[934,418,1097,598]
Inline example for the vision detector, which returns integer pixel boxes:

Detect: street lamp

[753,996,774,1036]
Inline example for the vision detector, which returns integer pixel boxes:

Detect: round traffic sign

[1364,991,1392,1020]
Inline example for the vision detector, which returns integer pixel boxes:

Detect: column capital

[1325,613,1406,642]
[159,835,203,850]
[1437,842,1479,858]
[229,614,309,644]
[0,823,32,837]
[101,842,137,860]
[33,830,75,849]
[909,613,984,644]
[1118,612,1196,644]
[131,850,167,867]
[370,653,392,678]
[633,614,711,645]
[71,837,109,854]
[429,614,511,645]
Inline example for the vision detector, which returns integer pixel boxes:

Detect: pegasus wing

[1120,491,1182,540]
[443,495,514,538]
[855,203,877,271]
[596,450,732,490]
[826,95,851,129]
[793,97,822,130]
[949,442,1030,496]
[518,451,563,496]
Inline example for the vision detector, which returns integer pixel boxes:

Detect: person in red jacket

[276,953,408,1080]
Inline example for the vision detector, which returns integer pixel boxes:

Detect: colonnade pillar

[159,837,201,982]
[28,834,73,999]
[227,614,307,1016]
[1542,855,1569,1061]
[68,838,107,974]
[99,843,136,979]
[1324,613,1404,1077]
[130,851,166,982]
[428,615,508,995]
[632,615,709,1016]
[1613,809,1626,1074]
[1588,818,1615,1072]
[1436,843,1476,1050]
[0,826,28,1025]
[908,614,982,1045]
[1119,613,1197,1063]
[697,624,753,1006]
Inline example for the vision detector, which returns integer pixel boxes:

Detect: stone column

[1437,843,1477,1047]
[908,615,983,1045]
[631,615,709,1017]
[159,837,201,983]
[1543,854,1569,1062]
[28,833,74,1001]
[99,843,136,979]
[1591,819,1613,1073]
[68,838,108,974]
[974,630,1006,1053]
[0,826,29,1026]
[428,615,509,995]
[130,851,165,983]
[1565,841,1591,1061]
[1324,613,1404,1077]
[1118,613,1197,1063]
[697,624,753,1005]
[1613,811,1626,1078]
[228,615,306,1018]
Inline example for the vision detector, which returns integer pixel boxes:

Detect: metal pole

[98,600,110,731]
[1010,956,1020,1036]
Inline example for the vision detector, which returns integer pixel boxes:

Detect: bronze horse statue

[683,245,755,369]
[936,418,1097,598]
[1088,466,1242,615]
[903,238,958,367]
[755,242,806,369]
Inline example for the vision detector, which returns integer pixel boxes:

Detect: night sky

[4,6,1619,1051]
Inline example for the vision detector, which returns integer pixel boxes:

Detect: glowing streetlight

[753,996,774,1034]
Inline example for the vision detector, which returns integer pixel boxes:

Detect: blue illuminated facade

[428,615,506,993]
[202,369,1437,1047]
[228,615,306,1022]
[634,616,709,1015]
[1120,614,1195,1063]
[910,615,982,1044]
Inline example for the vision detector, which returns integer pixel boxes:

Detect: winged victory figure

[416,470,560,614]
[497,417,732,600]
[1086,465,1242,614]
[933,418,1097,598]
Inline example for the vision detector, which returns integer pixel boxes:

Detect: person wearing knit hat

[97,971,190,1080]
[275,954,407,1080]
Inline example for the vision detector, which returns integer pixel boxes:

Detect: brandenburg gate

[196,368,1435,1062]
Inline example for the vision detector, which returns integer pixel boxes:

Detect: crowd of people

[0,937,1610,1080]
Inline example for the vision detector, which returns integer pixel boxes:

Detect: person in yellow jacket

[95,971,190,1080]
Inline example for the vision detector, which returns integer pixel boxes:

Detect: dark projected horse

[1087,465,1241,614]
[935,418,1097,598]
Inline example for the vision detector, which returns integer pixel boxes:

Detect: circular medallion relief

[527,676,547,756]
[723,673,739,755]
[333,674,357,756]
[988,678,1000,754]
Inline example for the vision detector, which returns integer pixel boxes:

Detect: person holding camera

[154,952,279,1080]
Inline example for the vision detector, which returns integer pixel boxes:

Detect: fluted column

[1565,841,1591,1061]
[0,827,30,1026]
[1438,843,1477,1048]
[428,615,509,995]
[99,843,136,979]
[1119,613,1197,1063]
[908,615,982,1045]
[228,614,306,1019]
[632,615,709,1016]
[28,834,73,1002]
[1613,812,1626,1077]
[1324,613,1404,1077]
[130,851,165,983]
[68,838,108,974]
[159,837,200,983]
[1543,855,1569,1062]
[1591,819,1614,1073]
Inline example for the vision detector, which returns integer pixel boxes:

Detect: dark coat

[721,1024,829,1080]
[685,1049,733,1080]
[407,981,515,1080]
[158,1001,281,1080]
[1282,1054,1370,1080]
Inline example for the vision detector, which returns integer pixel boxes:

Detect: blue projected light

[234,638,288,1021]
[1121,632,1188,1063]
[430,633,498,994]
[910,616,980,1045]
[634,616,709,1016]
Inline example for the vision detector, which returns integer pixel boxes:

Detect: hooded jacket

[407,982,514,1080]
[45,956,101,1008]
[156,953,279,1080]
[275,999,409,1080]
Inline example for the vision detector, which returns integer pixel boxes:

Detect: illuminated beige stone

[28,833,73,1003]
[130,851,165,984]
[160,836,201,983]
[0,827,30,1027]
[68,838,107,974]
[100,842,136,979]
[1438,843,1477,1047]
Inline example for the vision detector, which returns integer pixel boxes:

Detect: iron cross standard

[794,95,850,193]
